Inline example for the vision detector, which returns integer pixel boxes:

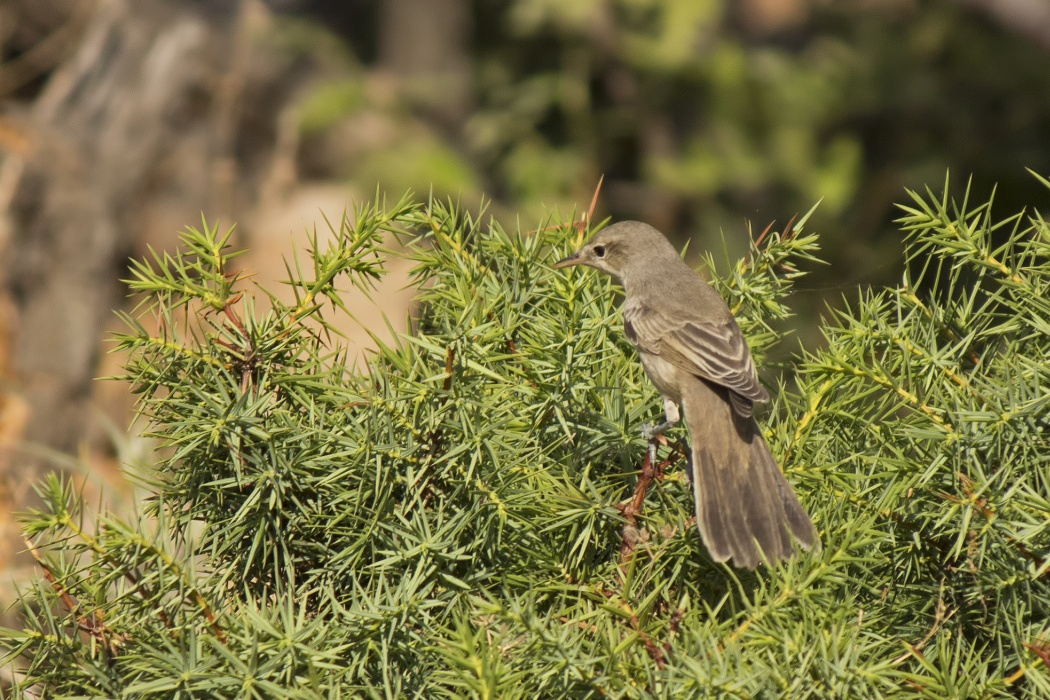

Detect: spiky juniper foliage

[2,176,1049,698]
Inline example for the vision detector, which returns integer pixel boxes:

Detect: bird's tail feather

[682,377,818,569]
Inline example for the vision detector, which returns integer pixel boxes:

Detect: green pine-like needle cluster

[2,176,1049,698]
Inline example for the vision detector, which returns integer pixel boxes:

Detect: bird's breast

[638,351,682,405]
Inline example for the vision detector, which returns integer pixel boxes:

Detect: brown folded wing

[624,299,769,416]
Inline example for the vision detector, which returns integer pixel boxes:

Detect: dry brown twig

[1023,640,1050,672]
[531,174,605,236]
[892,578,957,665]
[617,435,689,569]
[23,536,128,657]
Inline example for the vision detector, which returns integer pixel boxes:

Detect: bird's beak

[553,251,583,269]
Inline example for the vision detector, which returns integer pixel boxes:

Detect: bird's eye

[593,245,606,258]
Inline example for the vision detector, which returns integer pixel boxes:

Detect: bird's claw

[641,421,670,442]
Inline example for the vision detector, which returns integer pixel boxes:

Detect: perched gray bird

[554,221,818,569]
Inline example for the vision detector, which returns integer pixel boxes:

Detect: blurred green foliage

[358,136,481,199]
[297,79,367,136]
[280,0,1050,298]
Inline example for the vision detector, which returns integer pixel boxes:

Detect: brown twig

[599,566,686,671]
[115,566,173,631]
[617,436,689,568]
[579,174,605,230]
[212,294,256,393]
[222,293,247,335]
[936,472,1046,572]
[617,437,662,565]
[24,537,127,656]
[640,629,668,669]
[1023,640,1050,672]
[443,345,455,392]
[611,436,687,670]
[190,589,226,644]
[1009,538,1046,571]
[532,175,605,235]
[751,219,777,256]
[38,512,226,644]
[892,579,956,665]
[781,214,799,242]
[743,213,797,274]
[664,606,685,656]
[617,600,669,670]
[24,537,79,615]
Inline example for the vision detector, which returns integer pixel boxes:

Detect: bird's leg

[621,399,683,574]
[641,399,680,441]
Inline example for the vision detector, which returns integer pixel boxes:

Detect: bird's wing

[624,299,769,413]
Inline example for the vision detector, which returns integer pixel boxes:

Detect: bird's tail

[681,376,818,569]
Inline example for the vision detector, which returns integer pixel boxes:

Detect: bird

[553,220,818,569]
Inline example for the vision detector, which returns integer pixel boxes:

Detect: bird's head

[553,220,678,282]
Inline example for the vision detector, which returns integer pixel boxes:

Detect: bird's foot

[641,420,672,442]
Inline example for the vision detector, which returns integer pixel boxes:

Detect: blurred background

[0,0,1048,609]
